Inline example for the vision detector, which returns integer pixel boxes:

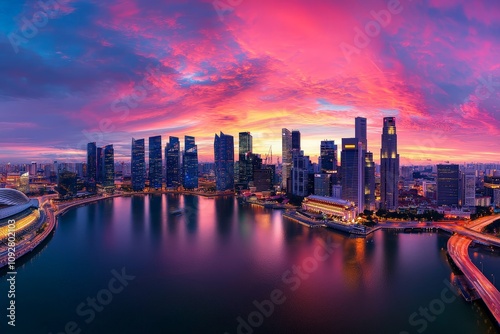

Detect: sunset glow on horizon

[1,0,499,164]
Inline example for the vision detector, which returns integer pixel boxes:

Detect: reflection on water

[0,194,498,334]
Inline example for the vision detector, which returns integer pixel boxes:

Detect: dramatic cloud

[1,0,499,164]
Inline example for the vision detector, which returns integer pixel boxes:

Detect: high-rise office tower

[214,132,234,191]
[281,128,292,190]
[102,144,115,191]
[460,168,475,208]
[437,164,459,206]
[364,152,375,209]
[292,130,301,155]
[86,142,97,192]
[320,140,337,173]
[341,138,364,209]
[380,117,400,210]
[131,138,145,191]
[355,117,367,151]
[292,152,313,197]
[148,136,162,190]
[97,147,103,184]
[238,132,253,187]
[166,136,181,188]
[183,136,198,189]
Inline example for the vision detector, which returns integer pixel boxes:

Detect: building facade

[214,132,234,191]
[131,138,145,191]
[380,117,400,210]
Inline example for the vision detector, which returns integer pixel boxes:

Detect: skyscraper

[320,140,337,173]
[166,136,181,188]
[86,142,97,192]
[281,128,292,190]
[97,147,103,184]
[238,132,253,187]
[131,138,145,191]
[292,130,301,155]
[292,152,313,197]
[183,136,198,189]
[355,117,367,151]
[102,144,115,191]
[214,132,234,191]
[149,136,162,190]
[341,138,363,209]
[364,152,375,209]
[437,164,459,206]
[380,117,400,210]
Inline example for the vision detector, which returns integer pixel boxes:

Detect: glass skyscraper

[97,147,103,184]
[437,164,459,206]
[148,136,163,190]
[86,142,97,192]
[380,117,400,210]
[214,132,234,191]
[320,140,337,173]
[166,136,181,188]
[281,128,292,190]
[102,144,115,191]
[341,138,363,209]
[131,138,145,191]
[238,132,253,187]
[183,136,198,189]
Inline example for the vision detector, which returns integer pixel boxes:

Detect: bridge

[447,215,500,326]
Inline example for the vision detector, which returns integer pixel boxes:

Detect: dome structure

[0,188,37,222]
[0,188,30,206]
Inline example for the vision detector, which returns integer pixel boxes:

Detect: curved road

[447,215,500,326]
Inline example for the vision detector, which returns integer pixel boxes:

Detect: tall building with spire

[380,117,399,210]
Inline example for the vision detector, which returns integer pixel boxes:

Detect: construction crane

[264,146,272,165]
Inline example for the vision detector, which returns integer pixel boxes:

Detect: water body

[1,194,499,334]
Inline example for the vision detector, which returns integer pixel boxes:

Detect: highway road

[448,215,500,326]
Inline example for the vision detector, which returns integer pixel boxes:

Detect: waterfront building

[214,132,234,192]
[302,195,357,221]
[102,145,115,192]
[166,136,181,188]
[131,138,145,191]
[380,117,400,210]
[86,142,97,192]
[341,138,364,209]
[238,132,253,187]
[281,128,292,191]
[148,136,163,190]
[183,136,198,189]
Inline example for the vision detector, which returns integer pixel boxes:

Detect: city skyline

[1,1,499,164]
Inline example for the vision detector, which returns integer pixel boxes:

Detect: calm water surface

[1,194,499,334]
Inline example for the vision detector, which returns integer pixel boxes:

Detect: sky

[0,0,499,165]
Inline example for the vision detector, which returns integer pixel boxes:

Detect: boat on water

[169,208,183,215]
